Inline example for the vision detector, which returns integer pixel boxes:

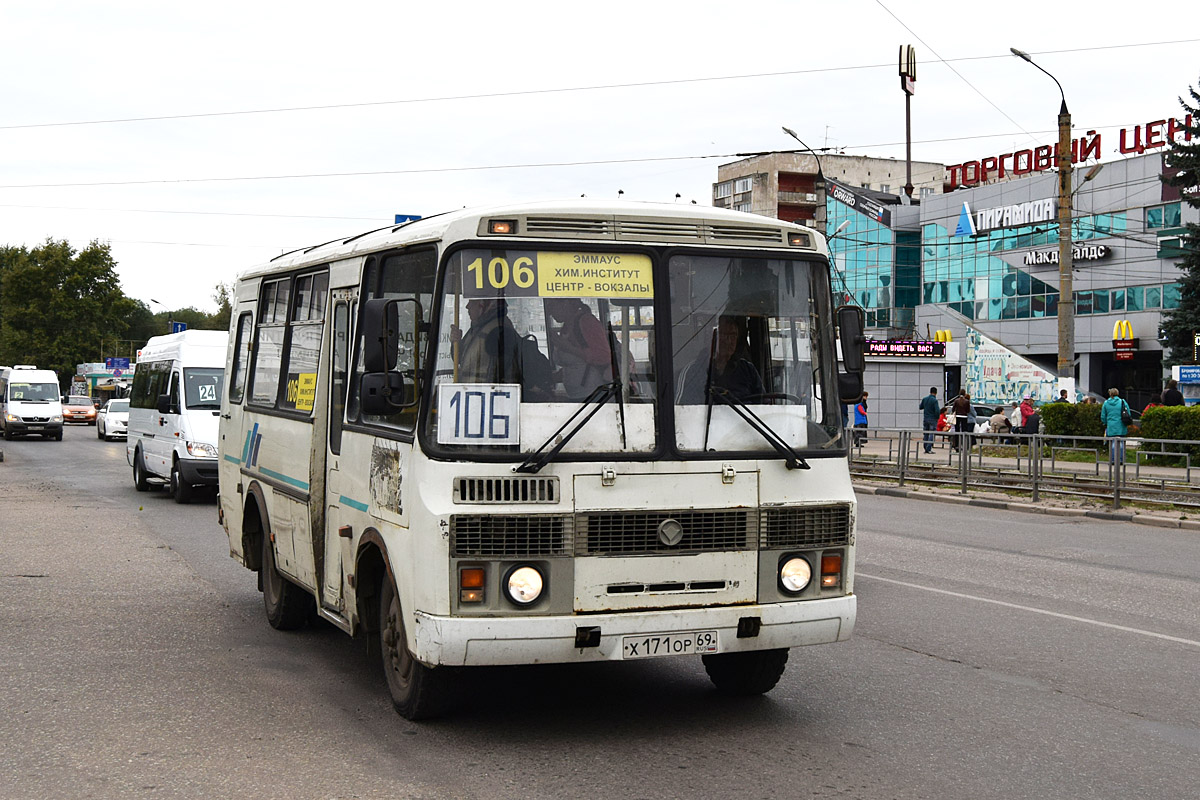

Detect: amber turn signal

[460,567,485,589]
[821,552,842,588]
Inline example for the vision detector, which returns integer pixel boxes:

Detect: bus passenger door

[322,295,354,612]
[219,306,256,561]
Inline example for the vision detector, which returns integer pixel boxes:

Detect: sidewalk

[849,431,1200,532]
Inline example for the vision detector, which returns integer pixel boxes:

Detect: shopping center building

[714,146,1192,428]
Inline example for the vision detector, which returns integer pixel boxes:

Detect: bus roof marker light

[488,219,517,235]
[788,232,812,248]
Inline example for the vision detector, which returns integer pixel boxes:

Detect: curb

[853,483,1197,530]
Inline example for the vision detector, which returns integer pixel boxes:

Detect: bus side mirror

[362,298,400,373]
[359,372,410,415]
[156,394,172,414]
[836,305,866,403]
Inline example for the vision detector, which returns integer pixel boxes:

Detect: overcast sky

[1,1,1197,313]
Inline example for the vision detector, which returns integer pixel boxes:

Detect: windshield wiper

[514,381,620,474]
[707,387,810,470]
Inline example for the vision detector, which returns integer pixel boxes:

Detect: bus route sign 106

[436,383,521,445]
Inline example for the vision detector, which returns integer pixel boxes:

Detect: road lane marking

[857,572,1200,650]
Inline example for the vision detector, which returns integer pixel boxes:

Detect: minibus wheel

[171,462,194,505]
[702,648,789,695]
[133,450,150,492]
[261,531,311,630]
[380,576,448,720]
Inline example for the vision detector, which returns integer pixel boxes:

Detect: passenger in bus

[678,316,764,404]
[546,298,611,400]
[451,298,553,398]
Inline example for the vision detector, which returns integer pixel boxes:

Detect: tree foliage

[1161,76,1200,365]
[0,239,138,384]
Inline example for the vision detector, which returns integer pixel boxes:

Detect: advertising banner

[965,329,1058,405]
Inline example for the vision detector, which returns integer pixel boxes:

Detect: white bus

[218,200,866,719]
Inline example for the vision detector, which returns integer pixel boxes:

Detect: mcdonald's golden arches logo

[933,330,953,342]
[1112,320,1133,341]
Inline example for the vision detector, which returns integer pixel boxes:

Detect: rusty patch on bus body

[369,442,403,514]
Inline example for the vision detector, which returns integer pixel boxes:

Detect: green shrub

[1040,402,1104,437]
[1138,406,1200,458]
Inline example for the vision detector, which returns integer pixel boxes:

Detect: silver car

[97,399,130,441]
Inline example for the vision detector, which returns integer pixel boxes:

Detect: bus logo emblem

[657,519,684,547]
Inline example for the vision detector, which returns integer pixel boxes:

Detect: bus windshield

[9,382,58,402]
[425,246,841,458]
[669,253,841,453]
[183,368,224,409]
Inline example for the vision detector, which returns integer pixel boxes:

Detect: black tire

[262,530,311,630]
[97,423,104,440]
[702,648,789,695]
[53,431,63,441]
[380,576,449,720]
[133,450,150,492]
[2,427,11,441]
[171,463,194,505]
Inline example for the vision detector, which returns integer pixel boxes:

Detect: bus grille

[759,504,852,549]
[454,476,560,504]
[575,509,755,555]
[451,514,572,557]
[518,215,793,246]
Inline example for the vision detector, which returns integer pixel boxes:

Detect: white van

[0,365,64,441]
[126,330,228,503]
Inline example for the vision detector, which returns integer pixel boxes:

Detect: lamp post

[1011,47,1074,381]
[781,126,827,233]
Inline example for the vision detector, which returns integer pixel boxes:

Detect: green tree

[0,239,138,385]
[1161,76,1200,365]
[210,281,233,332]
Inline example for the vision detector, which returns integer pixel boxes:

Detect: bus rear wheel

[702,648,789,695]
[380,576,448,720]
[261,531,311,630]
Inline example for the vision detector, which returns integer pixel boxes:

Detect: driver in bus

[678,315,764,404]
[450,298,552,398]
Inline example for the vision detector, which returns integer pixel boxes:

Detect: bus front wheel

[702,648,789,695]
[261,532,311,630]
[380,576,448,720]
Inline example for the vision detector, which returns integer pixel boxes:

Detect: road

[2,427,1198,799]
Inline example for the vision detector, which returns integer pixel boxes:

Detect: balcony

[779,191,819,205]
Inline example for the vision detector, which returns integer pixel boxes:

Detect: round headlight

[505,566,545,606]
[779,557,812,594]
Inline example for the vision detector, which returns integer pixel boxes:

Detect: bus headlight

[504,565,544,606]
[779,557,812,594]
[186,441,218,457]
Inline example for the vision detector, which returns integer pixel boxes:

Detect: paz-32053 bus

[217,200,866,719]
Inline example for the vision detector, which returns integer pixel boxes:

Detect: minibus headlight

[186,441,218,458]
[779,557,812,594]
[504,565,544,606]
[51,415,63,423]
[6,413,19,422]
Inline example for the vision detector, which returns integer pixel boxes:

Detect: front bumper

[412,594,855,667]
[5,419,63,435]
[176,456,219,486]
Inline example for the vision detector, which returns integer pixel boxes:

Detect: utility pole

[1012,48,1073,380]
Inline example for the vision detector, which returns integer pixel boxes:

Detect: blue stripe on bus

[339,495,369,512]
[259,466,310,491]
[223,454,242,465]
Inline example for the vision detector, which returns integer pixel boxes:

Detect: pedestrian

[919,386,940,453]
[1018,395,1036,433]
[989,408,1011,435]
[1145,393,1163,410]
[1055,389,1071,403]
[1100,387,1131,465]
[1163,379,1185,406]
[1007,400,1023,432]
[853,391,869,445]
[952,389,972,451]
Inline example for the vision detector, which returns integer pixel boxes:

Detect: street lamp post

[781,126,827,233]
[1011,48,1074,381]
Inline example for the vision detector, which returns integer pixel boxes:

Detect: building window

[714,182,732,199]
[734,178,752,194]
[1146,202,1181,229]
[879,185,890,194]
[733,202,752,212]
[920,187,934,198]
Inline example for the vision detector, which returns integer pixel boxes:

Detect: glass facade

[827,196,918,330]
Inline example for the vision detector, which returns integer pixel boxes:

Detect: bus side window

[329,300,349,454]
[228,313,253,404]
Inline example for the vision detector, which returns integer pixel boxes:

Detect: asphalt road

[2,426,1198,799]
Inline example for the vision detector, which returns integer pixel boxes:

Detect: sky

[1,1,1197,313]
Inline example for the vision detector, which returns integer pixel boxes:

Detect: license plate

[27,426,44,431]
[622,630,718,659]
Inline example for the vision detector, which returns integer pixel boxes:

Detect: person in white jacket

[1007,401,1023,432]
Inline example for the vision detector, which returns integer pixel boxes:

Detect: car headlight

[51,415,63,423]
[504,565,545,606]
[5,413,17,422]
[779,557,812,594]
[186,441,218,457]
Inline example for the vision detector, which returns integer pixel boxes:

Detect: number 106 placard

[436,384,521,445]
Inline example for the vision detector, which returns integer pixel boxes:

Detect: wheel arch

[354,528,392,642]
[240,481,271,573]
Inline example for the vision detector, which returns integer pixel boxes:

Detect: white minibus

[127,330,227,503]
[218,200,866,719]
[0,365,64,440]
